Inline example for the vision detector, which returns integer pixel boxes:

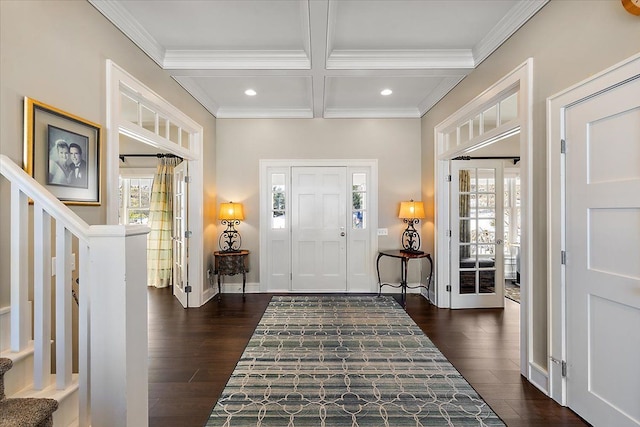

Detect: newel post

[87,225,150,427]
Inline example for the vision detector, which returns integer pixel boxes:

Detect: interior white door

[565,76,640,427]
[451,160,504,309]
[291,167,347,291]
[172,161,188,308]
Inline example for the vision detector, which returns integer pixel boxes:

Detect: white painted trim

[418,76,468,117]
[163,50,310,69]
[327,49,475,70]
[0,306,10,352]
[259,159,379,293]
[217,108,313,119]
[172,76,221,117]
[529,361,550,395]
[88,0,165,66]
[433,59,534,381]
[472,1,548,66]
[0,155,89,241]
[324,108,421,119]
[546,53,640,406]
[106,60,206,307]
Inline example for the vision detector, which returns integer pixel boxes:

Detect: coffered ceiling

[90,0,547,119]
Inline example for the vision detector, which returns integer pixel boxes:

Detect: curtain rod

[119,153,183,162]
[452,155,520,165]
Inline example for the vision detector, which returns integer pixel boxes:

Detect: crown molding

[323,107,421,119]
[172,77,221,117]
[216,108,313,119]
[88,0,165,66]
[163,50,310,70]
[473,0,548,66]
[418,76,466,116]
[326,49,475,70]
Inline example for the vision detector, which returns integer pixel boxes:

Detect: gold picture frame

[24,97,102,205]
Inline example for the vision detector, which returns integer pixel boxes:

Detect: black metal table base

[376,250,433,308]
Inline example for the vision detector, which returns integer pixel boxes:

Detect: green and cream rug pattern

[207,295,504,426]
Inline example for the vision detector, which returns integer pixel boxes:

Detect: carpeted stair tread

[0,358,12,400]
[0,398,58,427]
[0,358,58,427]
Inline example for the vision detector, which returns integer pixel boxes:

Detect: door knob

[496,239,503,244]
[340,232,346,237]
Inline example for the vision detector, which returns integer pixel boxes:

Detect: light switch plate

[377,228,388,236]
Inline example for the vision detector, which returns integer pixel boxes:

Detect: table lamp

[398,199,425,254]
[218,202,244,252]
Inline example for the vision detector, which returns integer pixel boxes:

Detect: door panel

[565,77,640,427]
[291,167,347,291]
[173,161,188,307]
[451,160,504,308]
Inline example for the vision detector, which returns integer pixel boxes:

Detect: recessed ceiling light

[380,89,393,96]
[244,89,257,96]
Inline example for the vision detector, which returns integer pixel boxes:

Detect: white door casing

[434,59,533,382]
[564,76,640,427]
[451,160,505,309]
[173,161,188,307]
[291,167,347,292]
[106,60,208,307]
[547,53,640,406]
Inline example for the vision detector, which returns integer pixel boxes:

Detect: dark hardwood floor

[148,288,589,427]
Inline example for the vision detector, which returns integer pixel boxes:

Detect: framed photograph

[24,97,102,205]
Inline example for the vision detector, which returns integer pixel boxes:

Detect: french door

[451,160,504,308]
[172,161,188,307]
[291,167,347,291]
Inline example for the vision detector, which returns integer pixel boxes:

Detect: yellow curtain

[459,169,471,259]
[147,157,180,288]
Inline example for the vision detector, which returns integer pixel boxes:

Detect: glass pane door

[451,160,504,308]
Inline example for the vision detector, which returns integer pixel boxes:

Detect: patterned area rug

[505,282,520,303]
[206,296,504,426]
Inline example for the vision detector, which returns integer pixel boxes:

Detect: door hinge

[446,174,452,182]
[184,230,193,238]
[446,229,452,237]
[561,250,566,265]
[184,175,192,183]
[446,285,451,292]
[560,139,566,154]
[184,283,192,293]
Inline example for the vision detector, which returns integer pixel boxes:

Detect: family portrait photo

[24,97,102,205]
[47,125,89,189]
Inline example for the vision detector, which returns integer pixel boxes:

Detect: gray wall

[216,118,422,283]
[420,1,640,368]
[0,0,217,307]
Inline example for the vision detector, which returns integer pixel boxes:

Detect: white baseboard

[529,361,549,395]
[221,282,431,295]
[0,306,10,352]
[221,282,261,294]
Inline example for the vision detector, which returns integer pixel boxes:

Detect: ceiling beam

[308,0,329,117]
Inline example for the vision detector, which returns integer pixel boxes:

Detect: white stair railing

[1,154,149,427]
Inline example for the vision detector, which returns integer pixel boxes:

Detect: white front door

[172,161,188,307]
[451,160,504,309]
[565,76,640,426]
[291,167,347,291]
